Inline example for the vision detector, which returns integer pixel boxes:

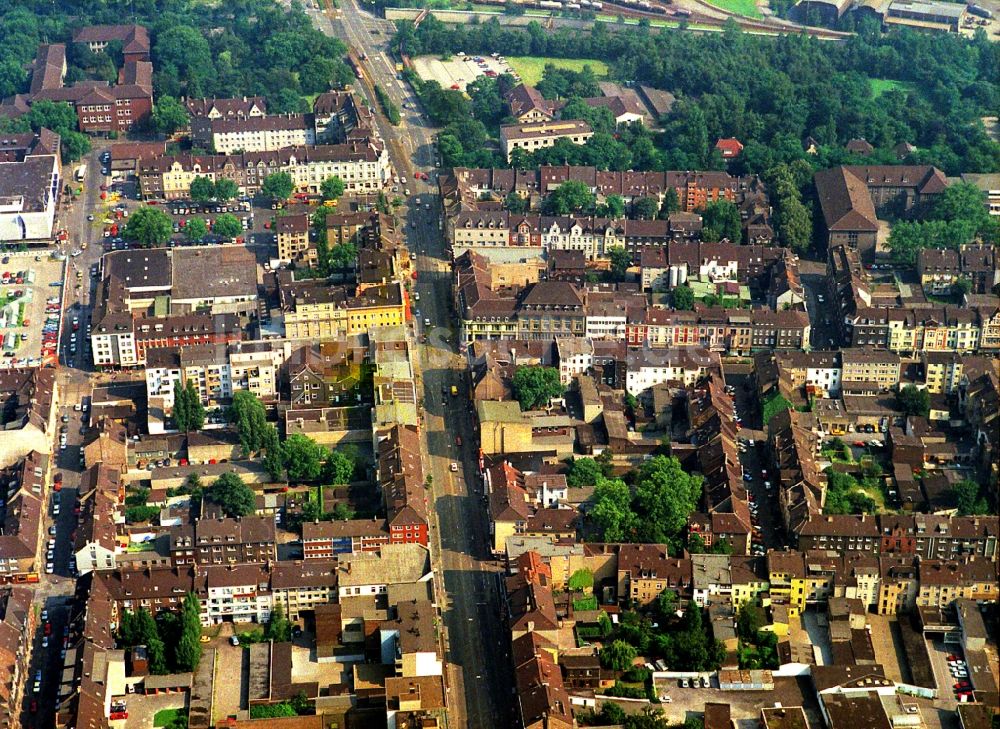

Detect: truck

[74,164,86,182]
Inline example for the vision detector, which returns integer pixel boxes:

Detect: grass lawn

[505,56,609,86]
[870,78,909,98]
[154,709,184,727]
[702,0,762,16]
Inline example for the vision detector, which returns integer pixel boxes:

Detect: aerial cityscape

[0,1,997,728]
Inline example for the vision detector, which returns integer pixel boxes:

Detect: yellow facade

[347,302,406,335]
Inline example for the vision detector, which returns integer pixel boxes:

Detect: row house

[617,544,692,608]
[191,113,316,153]
[279,276,406,340]
[628,307,809,355]
[775,350,842,398]
[499,120,593,162]
[0,452,47,583]
[270,560,339,621]
[797,515,880,554]
[73,463,124,575]
[377,425,429,546]
[849,305,999,354]
[917,245,998,296]
[139,140,390,199]
[840,348,902,392]
[639,241,783,292]
[444,165,753,213]
[876,555,920,615]
[336,543,433,600]
[768,409,827,534]
[625,346,721,395]
[168,516,276,566]
[916,558,998,608]
[0,587,35,724]
[302,519,390,558]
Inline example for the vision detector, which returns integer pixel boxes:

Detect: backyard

[505,56,609,86]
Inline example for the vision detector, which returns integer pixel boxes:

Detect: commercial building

[0,146,60,241]
[499,120,593,162]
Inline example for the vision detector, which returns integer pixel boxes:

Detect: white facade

[74,541,117,575]
[805,364,842,397]
[211,124,316,154]
[625,357,713,395]
[585,313,627,340]
[203,580,272,625]
[0,155,59,241]
[91,330,139,367]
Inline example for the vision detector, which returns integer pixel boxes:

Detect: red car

[43,622,51,636]
[29,700,37,713]
[53,482,62,492]
[854,441,865,447]
[947,654,961,662]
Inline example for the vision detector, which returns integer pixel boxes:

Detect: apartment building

[625,347,720,395]
[279,275,406,340]
[840,348,902,391]
[515,281,586,340]
[916,558,998,608]
[169,516,276,566]
[0,587,34,723]
[797,515,880,554]
[73,463,123,575]
[499,120,593,162]
[336,544,433,600]
[139,141,390,199]
[276,213,314,265]
[302,519,390,558]
[270,560,339,621]
[775,350,842,397]
[444,166,748,213]
[0,148,60,241]
[617,545,692,608]
[145,344,232,413]
[192,113,316,153]
[0,452,47,582]
[185,96,267,121]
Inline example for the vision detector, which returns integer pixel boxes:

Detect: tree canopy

[262,172,295,201]
[207,472,256,518]
[512,366,565,410]
[896,384,930,417]
[399,17,1000,176]
[124,206,173,247]
[172,380,205,432]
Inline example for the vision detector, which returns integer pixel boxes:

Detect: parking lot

[648,676,825,727]
[0,252,68,368]
[411,53,517,93]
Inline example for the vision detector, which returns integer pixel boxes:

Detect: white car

[450,463,458,472]
[45,563,54,574]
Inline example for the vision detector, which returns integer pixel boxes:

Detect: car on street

[230,636,240,646]
[450,463,458,472]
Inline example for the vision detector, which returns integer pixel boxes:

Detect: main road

[307,2,515,726]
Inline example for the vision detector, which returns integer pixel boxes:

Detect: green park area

[702,0,762,17]
[506,56,609,86]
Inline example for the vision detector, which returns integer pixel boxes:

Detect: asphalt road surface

[308,2,516,725]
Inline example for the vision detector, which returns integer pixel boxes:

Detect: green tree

[60,131,92,163]
[599,703,627,725]
[214,179,238,201]
[266,603,292,642]
[601,639,638,672]
[656,588,678,619]
[262,172,294,201]
[124,206,173,247]
[590,477,637,542]
[672,284,695,311]
[175,592,203,672]
[184,217,208,241]
[542,180,596,215]
[566,457,603,488]
[329,502,356,521]
[320,176,345,201]
[659,188,680,218]
[632,196,659,220]
[189,176,216,203]
[153,95,189,136]
[631,456,703,546]
[762,392,793,424]
[250,704,298,719]
[505,191,529,214]
[700,199,742,243]
[136,608,167,674]
[207,472,256,518]
[511,366,565,410]
[229,391,270,455]
[600,194,626,219]
[212,213,242,239]
[896,384,930,417]
[568,569,594,592]
[328,242,357,268]
[282,434,327,482]
[608,246,631,280]
[951,479,989,516]
[125,505,159,524]
[325,449,356,485]
[736,602,764,642]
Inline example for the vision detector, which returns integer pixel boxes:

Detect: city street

[305,1,517,724]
